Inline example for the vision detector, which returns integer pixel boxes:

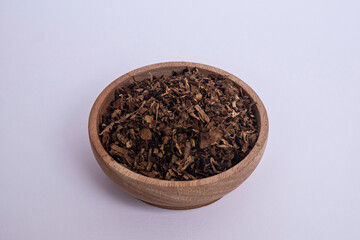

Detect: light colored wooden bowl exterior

[88,62,269,209]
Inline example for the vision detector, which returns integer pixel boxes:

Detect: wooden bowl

[88,62,269,210]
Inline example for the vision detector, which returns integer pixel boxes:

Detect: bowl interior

[90,62,268,186]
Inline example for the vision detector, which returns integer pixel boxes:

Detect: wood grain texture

[88,62,269,209]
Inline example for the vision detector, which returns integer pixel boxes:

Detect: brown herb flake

[140,128,152,140]
[99,68,259,180]
[194,105,210,123]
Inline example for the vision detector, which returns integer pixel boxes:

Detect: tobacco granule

[100,68,259,180]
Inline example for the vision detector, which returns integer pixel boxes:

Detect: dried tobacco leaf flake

[241,141,250,153]
[141,171,155,178]
[162,127,172,136]
[99,68,259,180]
[146,160,153,172]
[101,133,110,145]
[232,101,237,108]
[111,109,122,119]
[162,136,171,145]
[218,138,232,148]
[194,105,210,123]
[180,155,194,172]
[117,134,128,145]
[195,93,202,101]
[125,140,133,148]
[199,128,223,149]
[190,138,196,147]
[144,115,153,124]
[129,129,136,140]
[100,122,115,136]
[110,145,133,165]
[175,142,182,155]
[110,144,129,155]
[140,128,152,140]
[210,157,221,173]
[248,133,258,146]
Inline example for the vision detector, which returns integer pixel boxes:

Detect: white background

[1,0,360,239]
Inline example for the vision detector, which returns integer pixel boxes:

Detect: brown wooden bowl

[88,62,269,210]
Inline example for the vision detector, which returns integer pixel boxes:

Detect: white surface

[1,0,360,239]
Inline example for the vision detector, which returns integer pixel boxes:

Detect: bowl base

[141,198,221,210]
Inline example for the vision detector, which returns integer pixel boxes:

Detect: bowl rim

[88,61,269,187]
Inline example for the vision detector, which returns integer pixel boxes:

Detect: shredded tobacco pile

[100,68,258,180]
